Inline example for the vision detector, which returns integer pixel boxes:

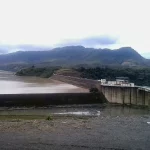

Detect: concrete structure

[116,77,129,84]
[51,75,150,107]
[101,85,150,107]
[0,93,106,106]
[101,78,134,87]
[0,74,148,107]
[100,79,106,84]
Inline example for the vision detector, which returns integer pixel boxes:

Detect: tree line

[16,66,59,78]
[77,67,150,86]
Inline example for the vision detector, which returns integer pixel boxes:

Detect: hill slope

[0,46,148,67]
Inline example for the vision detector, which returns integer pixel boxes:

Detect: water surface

[0,104,149,118]
[0,70,88,94]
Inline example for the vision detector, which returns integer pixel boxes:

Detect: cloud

[141,53,150,59]
[0,49,8,54]
[79,36,118,46]
[0,35,118,53]
[0,0,150,53]
[56,35,118,48]
[0,45,11,54]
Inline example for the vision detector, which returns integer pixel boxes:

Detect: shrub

[46,115,53,121]
[89,87,99,93]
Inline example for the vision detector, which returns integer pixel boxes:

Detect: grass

[0,114,92,121]
[55,68,81,77]
[46,115,53,121]
[0,115,46,120]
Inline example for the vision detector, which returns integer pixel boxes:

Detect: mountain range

[0,46,149,70]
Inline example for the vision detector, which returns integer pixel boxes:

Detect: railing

[101,84,136,87]
[138,86,150,92]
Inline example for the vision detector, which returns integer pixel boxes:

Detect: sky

[0,0,150,55]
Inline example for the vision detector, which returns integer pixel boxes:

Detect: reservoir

[0,70,88,94]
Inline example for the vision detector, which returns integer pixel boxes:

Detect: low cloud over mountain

[56,35,118,48]
[0,35,117,54]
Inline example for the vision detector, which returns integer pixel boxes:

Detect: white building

[101,77,134,87]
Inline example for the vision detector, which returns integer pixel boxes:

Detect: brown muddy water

[0,70,88,94]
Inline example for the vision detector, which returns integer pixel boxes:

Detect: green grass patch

[0,115,46,120]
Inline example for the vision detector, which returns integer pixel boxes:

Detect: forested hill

[16,66,150,86]
[77,67,150,86]
[0,46,149,67]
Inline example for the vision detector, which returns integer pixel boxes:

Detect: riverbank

[0,112,150,150]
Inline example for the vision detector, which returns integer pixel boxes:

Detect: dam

[101,85,150,106]
[0,72,149,107]
[52,75,150,107]
[0,71,105,106]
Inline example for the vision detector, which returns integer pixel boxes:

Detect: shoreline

[0,112,149,150]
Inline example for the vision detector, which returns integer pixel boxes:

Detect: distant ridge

[0,46,149,68]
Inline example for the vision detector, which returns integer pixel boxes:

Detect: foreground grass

[0,115,92,121]
[0,115,46,120]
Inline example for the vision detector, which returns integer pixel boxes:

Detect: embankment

[51,74,101,90]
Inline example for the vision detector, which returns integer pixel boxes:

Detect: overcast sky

[0,0,150,54]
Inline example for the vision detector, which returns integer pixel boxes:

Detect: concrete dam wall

[0,93,106,107]
[51,75,150,107]
[0,74,148,107]
[101,85,150,107]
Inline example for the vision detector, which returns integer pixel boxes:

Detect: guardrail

[138,87,150,92]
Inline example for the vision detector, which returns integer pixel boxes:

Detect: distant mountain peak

[0,46,149,68]
[119,46,133,49]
